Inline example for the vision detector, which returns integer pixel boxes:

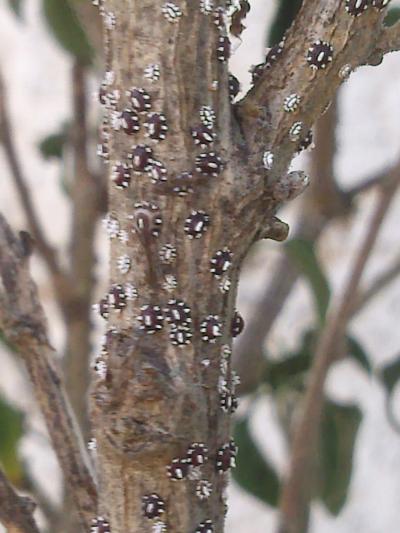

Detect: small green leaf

[346,336,372,375]
[318,401,362,515]
[0,395,25,485]
[42,0,94,65]
[232,417,280,506]
[264,329,317,390]
[264,351,311,390]
[384,7,400,27]
[380,356,400,396]
[39,132,67,160]
[285,239,331,323]
[7,0,23,18]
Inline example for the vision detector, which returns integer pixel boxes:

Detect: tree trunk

[90,1,268,531]
[88,1,396,532]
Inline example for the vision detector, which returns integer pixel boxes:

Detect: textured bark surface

[2,1,400,532]
[89,1,400,532]
[0,215,97,531]
[92,2,268,531]
[0,469,40,533]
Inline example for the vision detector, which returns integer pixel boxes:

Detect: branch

[346,167,394,198]
[0,214,97,531]
[233,92,400,396]
[353,254,400,314]
[70,0,103,56]
[367,20,400,65]
[278,161,400,533]
[0,469,40,533]
[237,1,391,182]
[64,62,99,433]
[234,100,339,395]
[0,69,73,314]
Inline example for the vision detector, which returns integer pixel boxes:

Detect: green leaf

[285,238,331,323]
[264,351,311,391]
[7,0,23,18]
[380,356,400,396]
[0,395,25,485]
[346,336,372,375]
[263,329,317,390]
[39,132,67,160]
[267,0,303,46]
[384,7,400,27]
[318,401,362,515]
[232,417,280,506]
[42,0,94,65]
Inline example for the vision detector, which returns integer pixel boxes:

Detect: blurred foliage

[267,0,302,46]
[39,129,68,160]
[263,330,370,394]
[7,0,23,19]
[233,416,280,506]
[380,355,400,432]
[235,237,368,515]
[380,356,400,396]
[347,335,372,375]
[384,7,400,27]
[42,0,94,65]
[285,238,330,324]
[233,396,362,515]
[318,401,362,515]
[38,125,72,197]
[0,395,25,485]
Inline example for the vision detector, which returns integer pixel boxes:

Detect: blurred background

[1,0,400,531]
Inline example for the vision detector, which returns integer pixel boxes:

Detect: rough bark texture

[91,1,279,531]
[1,1,400,532]
[0,215,97,531]
[0,469,40,533]
[89,1,400,532]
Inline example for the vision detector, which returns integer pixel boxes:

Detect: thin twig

[56,61,100,533]
[353,254,400,314]
[0,214,97,531]
[0,68,73,314]
[0,468,40,533]
[64,62,99,434]
[346,168,392,198]
[278,161,400,533]
[233,107,398,396]
[234,101,340,395]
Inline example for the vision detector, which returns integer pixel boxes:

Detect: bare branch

[353,254,400,314]
[367,20,400,65]
[346,166,393,198]
[64,62,99,433]
[0,68,73,313]
[70,0,103,56]
[0,469,40,533]
[234,101,340,395]
[0,214,97,531]
[233,99,399,396]
[237,2,389,182]
[278,161,400,533]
